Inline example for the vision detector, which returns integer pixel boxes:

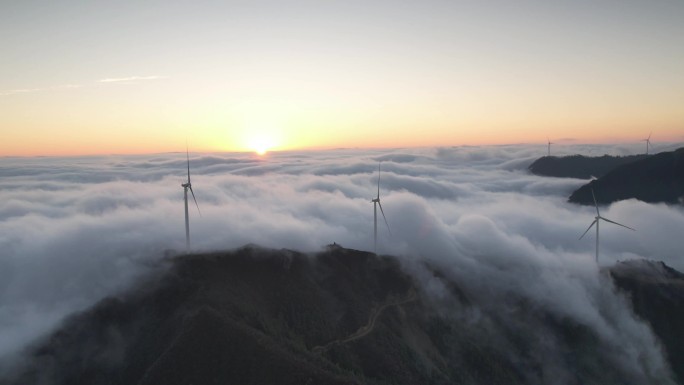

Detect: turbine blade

[378,201,391,236]
[186,144,191,183]
[591,188,599,216]
[600,217,635,231]
[579,220,597,240]
[377,162,381,199]
[189,186,201,216]
[648,132,652,140]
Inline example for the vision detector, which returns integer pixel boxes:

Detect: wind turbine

[547,137,553,157]
[643,132,652,155]
[579,188,635,263]
[181,146,201,250]
[371,162,391,254]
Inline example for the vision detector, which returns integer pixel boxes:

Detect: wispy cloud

[0,84,83,96]
[98,76,166,83]
[0,88,42,97]
[0,76,163,97]
[0,84,81,97]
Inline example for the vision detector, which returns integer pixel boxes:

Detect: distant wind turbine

[182,146,201,250]
[579,188,635,263]
[371,162,391,254]
[643,132,652,155]
[547,138,553,157]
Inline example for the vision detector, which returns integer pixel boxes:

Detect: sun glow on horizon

[1,1,683,157]
[243,124,282,156]
[254,143,269,156]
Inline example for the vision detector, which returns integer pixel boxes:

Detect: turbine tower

[579,188,635,263]
[182,146,201,250]
[643,132,652,155]
[371,162,391,254]
[547,137,553,157]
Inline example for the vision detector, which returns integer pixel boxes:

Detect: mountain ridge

[4,246,682,385]
[528,154,648,179]
[568,148,684,205]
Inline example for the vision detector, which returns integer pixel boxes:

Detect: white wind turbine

[371,162,391,254]
[181,146,201,250]
[579,188,635,263]
[643,132,652,155]
[547,137,553,157]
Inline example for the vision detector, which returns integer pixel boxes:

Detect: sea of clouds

[1,142,683,381]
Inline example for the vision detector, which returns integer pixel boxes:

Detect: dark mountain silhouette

[529,154,648,179]
[4,246,683,384]
[610,259,684,383]
[569,148,684,205]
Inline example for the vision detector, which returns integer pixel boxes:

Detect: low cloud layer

[1,143,683,381]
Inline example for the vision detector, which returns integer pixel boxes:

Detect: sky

[1,0,683,156]
[1,144,684,381]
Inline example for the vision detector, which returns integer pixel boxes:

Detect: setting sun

[240,115,284,155]
[254,143,268,156]
[246,133,277,156]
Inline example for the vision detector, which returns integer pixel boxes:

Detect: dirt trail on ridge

[312,290,417,354]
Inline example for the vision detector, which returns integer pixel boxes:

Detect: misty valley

[1,144,684,384]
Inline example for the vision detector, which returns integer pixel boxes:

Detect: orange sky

[1,1,683,156]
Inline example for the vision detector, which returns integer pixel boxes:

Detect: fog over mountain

[1,142,684,381]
